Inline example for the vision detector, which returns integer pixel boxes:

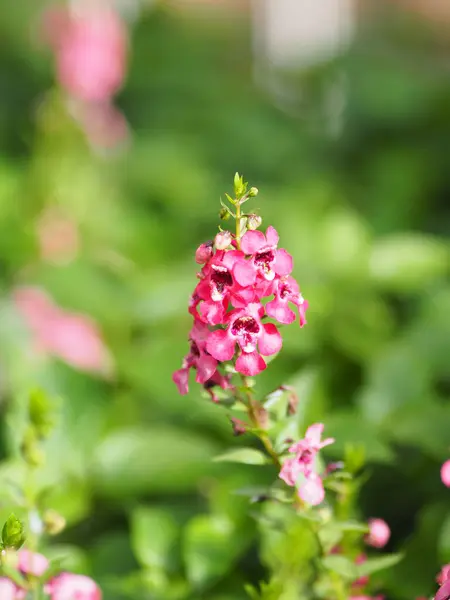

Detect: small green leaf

[355,553,403,578]
[213,448,270,466]
[28,388,58,439]
[2,514,25,550]
[321,555,358,580]
[130,506,179,571]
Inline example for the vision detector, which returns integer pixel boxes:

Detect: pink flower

[48,573,101,600]
[18,549,49,577]
[353,553,369,588]
[436,580,450,600]
[437,565,450,586]
[172,321,218,394]
[206,302,282,376]
[0,578,17,600]
[298,472,325,506]
[239,226,293,282]
[72,101,129,150]
[366,518,390,549]
[52,7,127,103]
[266,276,308,326]
[13,287,111,376]
[279,423,334,506]
[441,460,450,487]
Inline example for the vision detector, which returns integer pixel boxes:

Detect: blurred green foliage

[0,3,449,599]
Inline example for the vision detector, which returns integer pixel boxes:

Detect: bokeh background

[0,1,449,598]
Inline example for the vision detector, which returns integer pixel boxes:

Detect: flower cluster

[0,549,101,599]
[173,220,307,393]
[436,564,450,600]
[279,423,334,505]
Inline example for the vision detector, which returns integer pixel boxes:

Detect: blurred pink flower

[73,101,129,150]
[365,518,390,549]
[436,579,450,600]
[14,287,112,376]
[51,6,128,103]
[18,549,49,577]
[441,460,450,487]
[0,578,17,600]
[437,564,450,586]
[49,573,101,600]
[37,208,79,263]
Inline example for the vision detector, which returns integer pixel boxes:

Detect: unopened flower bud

[366,518,390,548]
[219,207,231,221]
[195,241,213,264]
[246,214,262,230]
[2,515,25,551]
[441,460,450,487]
[43,510,66,536]
[230,417,247,436]
[248,187,258,197]
[214,230,232,250]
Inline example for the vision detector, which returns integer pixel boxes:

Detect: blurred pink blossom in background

[37,208,79,264]
[14,286,112,376]
[365,518,391,549]
[441,460,450,487]
[41,1,129,149]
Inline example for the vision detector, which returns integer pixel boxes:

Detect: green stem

[235,202,241,250]
[240,376,281,469]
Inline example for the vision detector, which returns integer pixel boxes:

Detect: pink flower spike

[441,460,450,487]
[49,573,101,600]
[299,473,325,506]
[0,578,16,600]
[18,549,49,577]
[436,579,450,600]
[366,518,391,549]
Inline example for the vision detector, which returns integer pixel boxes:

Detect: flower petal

[233,259,257,287]
[235,351,266,376]
[199,300,226,325]
[274,249,293,276]
[195,355,218,384]
[266,298,296,325]
[241,230,265,255]
[279,457,301,487]
[172,368,189,395]
[305,423,324,445]
[258,323,282,356]
[206,329,235,361]
[265,225,279,247]
[298,474,325,506]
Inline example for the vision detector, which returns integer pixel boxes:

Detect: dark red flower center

[279,282,291,300]
[211,267,233,298]
[299,449,313,464]
[190,342,200,358]
[230,315,260,351]
[254,248,276,273]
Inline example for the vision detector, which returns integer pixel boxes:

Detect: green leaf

[355,553,403,578]
[370,234,448,292]
[184,514,249,589]
[2,514,25,550]
[130,506,179,572]
[321,555,358,580]
[92,426,220,497]
[28,388,58,439]
[213,448,270,466]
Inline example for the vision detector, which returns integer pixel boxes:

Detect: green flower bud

[219,207,231,220]
[248,187,259,197]
[2,514,25,550]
